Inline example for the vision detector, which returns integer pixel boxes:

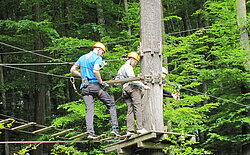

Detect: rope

[0,140,119,144]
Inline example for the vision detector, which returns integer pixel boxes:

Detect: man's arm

[93,64,103,84]
[70,64,81,77]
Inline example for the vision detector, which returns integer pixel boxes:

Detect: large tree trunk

[124,0,131,35]
[140,0,164,154]
[97,3,105,26]
[0,55,9,155]
[236,0,250,154]
[236,0,249,69]
[32,3,47,155]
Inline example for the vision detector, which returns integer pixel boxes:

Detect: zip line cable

[0,20,248,107]
[0,62,74,66]
[0,41,66,63]
[167,20,238,35]
[0,38,138,55]
[0,19,240,55]
[0,58,128,66]
[0,64,72,79]
[181,87,250,107]
[0,63,248,108]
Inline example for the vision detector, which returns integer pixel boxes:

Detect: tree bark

[236,0,249,70]
[236,0,250,154]
[124,0,131,35]
[0,55,9,155]
[32,3,47,155]
[140,0,164,154]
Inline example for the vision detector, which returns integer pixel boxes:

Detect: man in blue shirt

[70,42,120,139]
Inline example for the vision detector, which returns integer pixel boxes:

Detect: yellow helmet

[93,42,106,53]
[128,52,140,61]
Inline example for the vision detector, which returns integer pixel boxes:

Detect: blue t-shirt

[75,51,103,88]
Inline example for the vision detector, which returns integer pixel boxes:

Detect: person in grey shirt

[162,67,180,100]
[116,52,150,135]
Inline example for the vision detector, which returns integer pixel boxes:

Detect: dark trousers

[163,89,173,98]
[82,83,118,134]
[123,85,143,132]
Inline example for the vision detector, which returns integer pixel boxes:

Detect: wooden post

[140,0,164,154]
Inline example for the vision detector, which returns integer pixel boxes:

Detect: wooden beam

[137,141,170,149]
[51,129,74,137]
[0,118,14,123]
[104,77,141,85]
[117,147,134,154]
[11,122,36,130]
[68,132,88,140]
[153,131,196,142]
[32,126,55,134]
[153,133,169,142]
[105,132,157,153]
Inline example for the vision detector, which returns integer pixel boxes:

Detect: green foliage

[14,144,41,155]
[51,144,85,155]
[0,0,249,154]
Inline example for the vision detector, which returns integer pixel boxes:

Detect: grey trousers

[123,85,143,132]
[82,83,119,134]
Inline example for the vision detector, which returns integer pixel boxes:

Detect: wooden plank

[117,147,133,154]
[32,126,55,134]
[153,131,195,141]
[137,141,170,149]
[50,129,74,137]
[68,132,88,140]
[104,77,141,85]
[153,133,169,142]
[0,118,14,123]
[11,122,36,130]
[104,132,157,153]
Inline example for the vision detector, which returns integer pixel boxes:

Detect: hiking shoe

[87,134,97,139]
[137,128,148,134]
[126,131,135,136]
[111,130,121,137]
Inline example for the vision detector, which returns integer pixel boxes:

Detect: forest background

[0,0,249,154]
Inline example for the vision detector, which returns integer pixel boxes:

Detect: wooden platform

[104,131,196,154]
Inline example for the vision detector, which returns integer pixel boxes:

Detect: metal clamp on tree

[138,41,162,56]
[141,72,163,85]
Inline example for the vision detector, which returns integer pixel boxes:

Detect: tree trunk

[0,55,10,155]
[124,0,131,35]
[32,3,47,155]
[236,0,249,69]
[236,0,250,154]
[140,0,164,154]
[97,3,105,26]
[64,0,70,37]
